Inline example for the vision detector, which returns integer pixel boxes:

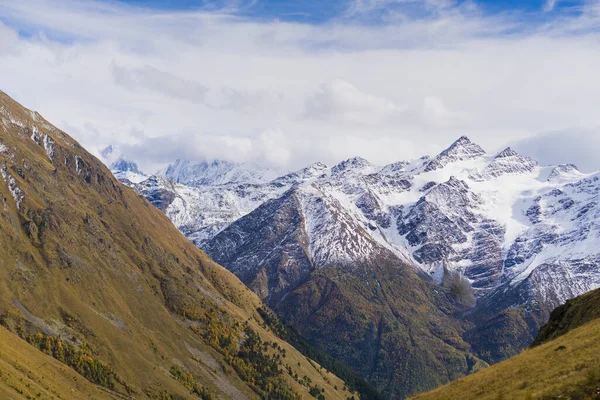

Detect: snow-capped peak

[98,145,148,184]
[494,147,519,159]
[547,163,581,181]
[331,156,376,175]
[380,160,410,176]
[111,157,143,175]
[118,134,600,325]
[272,162,328,185]
[424,136,486,172]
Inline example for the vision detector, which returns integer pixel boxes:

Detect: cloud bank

[1,0,600,173]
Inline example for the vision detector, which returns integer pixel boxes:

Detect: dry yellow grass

[0,90,351,399]
[411,318,600,400]
[0,325,120,399]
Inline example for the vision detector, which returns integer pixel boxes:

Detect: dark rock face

[395,177,504,291]
[204,190,315,305]
[356,190,391,228]
[134,176,176,212]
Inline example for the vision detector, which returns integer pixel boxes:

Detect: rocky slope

[0,90,353,400]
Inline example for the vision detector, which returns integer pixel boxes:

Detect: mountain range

[107,134,600,398]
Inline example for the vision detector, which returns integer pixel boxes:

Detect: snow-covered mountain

[158,158,280,187]
[99,145,147,184]
[114,136,600,319]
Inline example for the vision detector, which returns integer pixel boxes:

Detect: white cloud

[0,0,600,173]
[111,65,209,103]
[304,79,406,124]
[543,0,558,12]
[0,21,18,53]
[512,130,600,173]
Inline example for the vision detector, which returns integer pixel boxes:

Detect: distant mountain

[98,144,147,184]
[0,90,352,399]
[118,133,600,397]
[159,158,281,187]
[130,135,598,313]
[110,157,143,175]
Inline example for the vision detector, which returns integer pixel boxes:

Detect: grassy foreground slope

[533,288,600,346]
[0,90,351,400]
[0,325,118,399]
[412,291,600,400]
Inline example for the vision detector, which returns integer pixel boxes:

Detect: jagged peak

[547,163,581,181]
[442,136,485,156]
[161,158,279,186]
[454,135,472,145]
[298,161,328,173]
[271,162,328,186]
[309,161,328,169]
[443,175,469,188]
[210,159,235,167]
[495,147,519,159]
[331,156,373,174]
[304,161,329,174]
[338,156,370,165]
[380,160,410,175]
[554,163,579,173]
[424,136,485,172]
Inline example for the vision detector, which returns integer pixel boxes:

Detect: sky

[1,0,600,174]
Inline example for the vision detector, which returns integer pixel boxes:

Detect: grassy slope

[0,325,119,399]
[412,289,600,400]
[0,90,349,399]
[411,318,600,400]
[533,288,600,346]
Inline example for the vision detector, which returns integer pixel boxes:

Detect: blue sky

[112,0,582,23]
